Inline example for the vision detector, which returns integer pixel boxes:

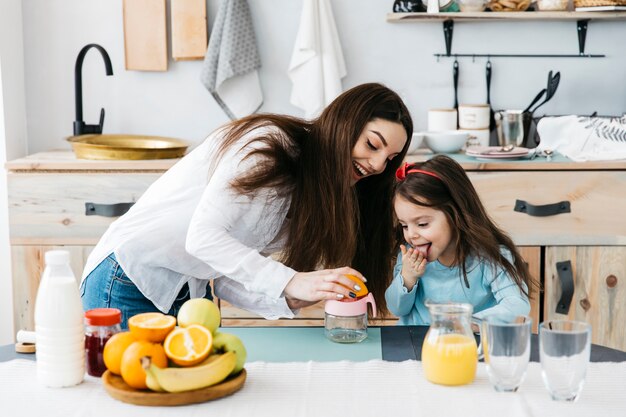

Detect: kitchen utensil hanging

[453,59,459,127]
[486,59,495,132]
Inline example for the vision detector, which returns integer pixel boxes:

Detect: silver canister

[495,110,530,148]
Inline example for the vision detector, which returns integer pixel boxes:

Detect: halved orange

[163,324,213,367]
[342,274,369,298]
[128,312,176,343]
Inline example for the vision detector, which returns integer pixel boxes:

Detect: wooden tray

[102,369,246,406]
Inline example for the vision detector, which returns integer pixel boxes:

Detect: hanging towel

[288,0,347,119]
[201,0,262,120]
[536,114,626,162]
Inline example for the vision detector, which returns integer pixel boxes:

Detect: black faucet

[73,44,113,136]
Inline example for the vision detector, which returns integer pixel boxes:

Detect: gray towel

[201,0,263,120]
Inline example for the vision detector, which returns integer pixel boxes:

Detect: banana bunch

[142,351,237,393]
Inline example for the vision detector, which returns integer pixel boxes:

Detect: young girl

[385,155,535,325]
[81,83,412,327]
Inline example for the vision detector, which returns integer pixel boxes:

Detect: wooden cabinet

[6,151,626,349]
[5,152,171,334]
[544,246,626,350]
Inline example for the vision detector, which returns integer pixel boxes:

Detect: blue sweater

[385,247,530,325]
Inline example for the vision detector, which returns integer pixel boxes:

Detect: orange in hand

[342,274,369,299]
[120,340,168,389]
[128,312,176,343]
[164,324,213,367]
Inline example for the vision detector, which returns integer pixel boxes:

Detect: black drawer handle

[514,199,571,217]
[85,202,134,217]
[556,260,574,314]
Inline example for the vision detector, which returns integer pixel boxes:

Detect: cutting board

[171,0,208,61]
[122,0,168,71]
[102,369,247,406]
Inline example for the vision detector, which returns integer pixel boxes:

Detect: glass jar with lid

[324,293,377,343]
[84,308,122,377]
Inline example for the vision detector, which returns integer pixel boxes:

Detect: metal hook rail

[440,19,603,59]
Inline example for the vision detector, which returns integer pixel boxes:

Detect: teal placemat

[223,327,382,362]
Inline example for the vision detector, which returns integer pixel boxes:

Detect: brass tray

[67,134,189,160]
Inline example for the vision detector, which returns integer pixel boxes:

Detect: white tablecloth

[0,359,624,416]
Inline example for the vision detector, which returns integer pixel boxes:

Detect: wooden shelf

[387,11,626,22]
[387,11,626,56]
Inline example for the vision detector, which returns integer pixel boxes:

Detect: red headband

[395,163,441,181]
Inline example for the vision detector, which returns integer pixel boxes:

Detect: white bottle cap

[44,250,70,265]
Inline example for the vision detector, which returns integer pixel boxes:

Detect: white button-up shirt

[82,126,297,319]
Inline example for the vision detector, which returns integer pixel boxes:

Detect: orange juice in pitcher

[422,303,479,386]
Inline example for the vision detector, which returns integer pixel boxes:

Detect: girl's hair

[213,83,413,315]
[394,155,536,299]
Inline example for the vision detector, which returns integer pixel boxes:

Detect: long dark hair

[394,155,536,299]
[212,83,413,315]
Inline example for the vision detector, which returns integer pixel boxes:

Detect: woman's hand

[283,267,367,305]
[400,244,426,291]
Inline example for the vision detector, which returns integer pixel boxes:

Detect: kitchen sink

[67,134,189,160]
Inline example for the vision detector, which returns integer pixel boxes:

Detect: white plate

[466,146,530,159]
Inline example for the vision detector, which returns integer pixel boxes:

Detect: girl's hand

[400,244,427,290]
[283,267,367,305]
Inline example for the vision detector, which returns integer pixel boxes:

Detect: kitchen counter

[6,150,626,172]
[2,326,625,363]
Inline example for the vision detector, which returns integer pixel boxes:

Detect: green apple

[177,298,221,334]
[212,332,247,374]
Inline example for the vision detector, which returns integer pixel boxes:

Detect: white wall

[20,0,626,153]
[2,0,625,343]
[1,0,28,345]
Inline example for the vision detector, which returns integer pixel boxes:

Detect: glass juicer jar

[324,293,377,343]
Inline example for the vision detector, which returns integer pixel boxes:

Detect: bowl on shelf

[536,0,569,10]
[424,131,469,154]
[457,0,488,11]
[407,132,425,154]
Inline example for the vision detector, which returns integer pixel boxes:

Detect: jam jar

[84,308,122,377]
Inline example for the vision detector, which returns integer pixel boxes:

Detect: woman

[81,83,413,328]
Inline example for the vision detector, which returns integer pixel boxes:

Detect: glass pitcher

[422,302,480,386]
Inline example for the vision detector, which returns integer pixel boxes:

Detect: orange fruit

[164,324,213,366]
[128,312,176,343]
[103,331,136,375]
[120,340,167,389]
[343,274,369,298]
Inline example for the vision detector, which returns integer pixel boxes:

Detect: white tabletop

[1,359,625,417]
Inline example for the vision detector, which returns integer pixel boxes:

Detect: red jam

[84,308,122,377]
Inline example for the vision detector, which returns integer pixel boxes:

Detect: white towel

[201,0,263,120]
[537,115,626,162]
[288,0,347,119]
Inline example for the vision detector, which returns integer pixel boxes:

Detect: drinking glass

[481,315,531,392]
[539,320,591,401]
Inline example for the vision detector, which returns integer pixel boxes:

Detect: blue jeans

[80,253,212,329]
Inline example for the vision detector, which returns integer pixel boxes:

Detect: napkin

[536,114,626,162]
[287,0,347,118]
[200,0,262,120]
